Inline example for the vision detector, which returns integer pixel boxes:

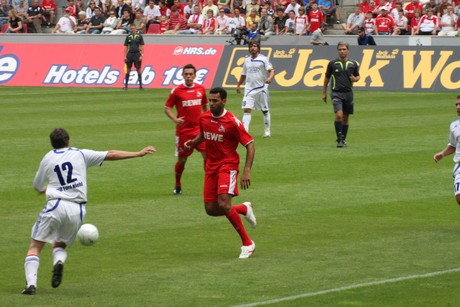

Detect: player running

[164,64,208,195]
[22,128,155,295]
[236,41,275,138]
[185,87,257,259]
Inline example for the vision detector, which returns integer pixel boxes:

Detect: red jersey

[410,16,420,32]
[307,9,323,33]
[168,14,187,30]
[359,2,371,14]
[375,14,395,32]
[165,83,208,136]
[202,17,216,33]
[42,0,57,13]
[200,109,254,173]
[405,2,423,19]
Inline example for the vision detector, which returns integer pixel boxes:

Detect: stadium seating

[1,24,28,33]
[146,23,160,34]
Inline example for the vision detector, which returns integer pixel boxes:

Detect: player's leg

[124,55,133,89]
[341,93,354,143]
[332,93,345,147]
[51,242,67,288]
[453,168,460,205]
[173,135,194,195]
[135,57,143,89]
[22,239,46,295]
[260,91,271,137]
[242,95,255,132]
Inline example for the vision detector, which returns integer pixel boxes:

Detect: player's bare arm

[164,106,185,125]
[265,69,275,84]
[105,146,156,161]
[241,142,255,190]
[184,134,204,150]
[236,75,246,94]
[350,74,360,82]
[434,145,455,163]
[322,76,330,103]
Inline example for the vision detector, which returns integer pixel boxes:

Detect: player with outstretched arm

[22,128,156,295]
[185,87,257,259]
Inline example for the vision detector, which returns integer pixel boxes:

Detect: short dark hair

[50,128,70,149]
[357,27,365,32]
[209,87,227,100]
[183,63,196,73]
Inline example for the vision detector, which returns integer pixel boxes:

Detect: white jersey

[448,119,460,163]
[242,53,274,96]
[33,148,108,203]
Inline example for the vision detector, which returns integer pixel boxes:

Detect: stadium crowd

[0,0,458,37]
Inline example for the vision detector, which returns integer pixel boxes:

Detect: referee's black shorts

[331,91,354,114]
[125,52,142,70]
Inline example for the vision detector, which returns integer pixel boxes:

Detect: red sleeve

[165,88,177,108]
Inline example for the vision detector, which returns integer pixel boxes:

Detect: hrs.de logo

[0,47,20,84]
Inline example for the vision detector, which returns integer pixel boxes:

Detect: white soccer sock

[263,111,271,132]
[53,247,68,265]
[24,255,40,287]
[242,113,251,132]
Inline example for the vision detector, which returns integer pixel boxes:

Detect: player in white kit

[236,41,275,138]
[434,95,460,205]
[22,128,156,295]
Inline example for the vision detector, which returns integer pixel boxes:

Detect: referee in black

[123,24,145,90]
[322,42,360,148]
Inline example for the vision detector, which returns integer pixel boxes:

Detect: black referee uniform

[324,57,360,146]
[123,28,145,89]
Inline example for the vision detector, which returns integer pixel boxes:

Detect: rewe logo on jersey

[0,46,20,84]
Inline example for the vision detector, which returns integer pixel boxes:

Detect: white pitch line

[233,267,460,307]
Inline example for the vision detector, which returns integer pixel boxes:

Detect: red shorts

[176,134,205,158]
[203,169,239,202]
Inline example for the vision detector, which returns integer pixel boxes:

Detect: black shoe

[336,139,345,148]
[51,261,64,288]
[173,186,182,195]
[123,86,128,90]
[22,285,36,295]
[139,86,143,90]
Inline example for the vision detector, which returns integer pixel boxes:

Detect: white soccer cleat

[263,131,271,138]
[239,241,256,259]
[243,201,256,228]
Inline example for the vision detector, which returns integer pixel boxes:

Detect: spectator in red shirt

[405,0,423,22]
[41,0,56,26]
[201,8,216,33]
[359,0,371,15]
[374,6,395,35]
[163,6,187,33]
[307,2,324,34]
[410,9,421,35]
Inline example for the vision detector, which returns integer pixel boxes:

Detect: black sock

[125,74,129,87]
[342,125,349,140]
[138,73,142,87]
[334,121,343,140]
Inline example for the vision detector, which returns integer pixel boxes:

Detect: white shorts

[453,163,460,196]
[242,90,270,111]
[31,199,86,246]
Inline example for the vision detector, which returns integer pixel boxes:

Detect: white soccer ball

[77,224,99,246]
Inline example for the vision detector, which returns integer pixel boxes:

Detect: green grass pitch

[1,87,460,306]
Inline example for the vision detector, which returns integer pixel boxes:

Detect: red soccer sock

[233,204,248,215]
[175,162,184,187]
[226,208,252,246]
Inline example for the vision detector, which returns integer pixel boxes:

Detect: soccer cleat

[336,139,344,148]
[243,201,256,228]
[239,241,256,259]
[173,186,182,195]
[263,131,271,138]
[139,86,144,90]
[51,261,64,288]
[21,285,36,295]
[122,86,128,90]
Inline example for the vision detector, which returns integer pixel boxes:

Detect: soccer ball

[77,224,99,246]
